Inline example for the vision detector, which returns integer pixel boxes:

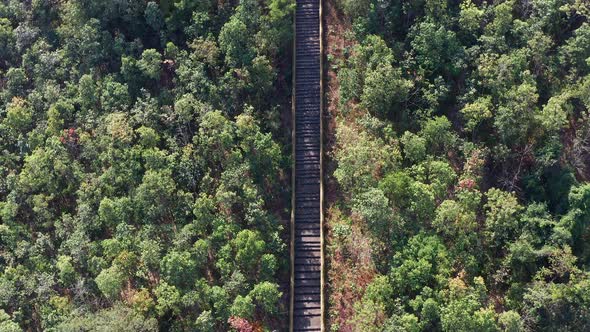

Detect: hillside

[0,1,293,330]
[324,0,590,331]
[2,0,590,331]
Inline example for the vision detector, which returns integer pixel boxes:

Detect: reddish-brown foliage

[228,317,254,332]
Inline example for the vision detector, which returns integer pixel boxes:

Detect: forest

[326,0,590,331]
[1,0,590,331]
[0,0,294,331]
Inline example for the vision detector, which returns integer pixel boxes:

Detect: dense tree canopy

[2,0,590,330]
[328,0,590,331]
[0,0,293,330]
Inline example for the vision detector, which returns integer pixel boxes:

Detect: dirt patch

[325,208,377,332]
[323,0,353,206]
[322,1,377,331]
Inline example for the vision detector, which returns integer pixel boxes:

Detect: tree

[390,234,451,300]
[560,184,590,259]
[154,282,181,317]
[521,247,590,331]
[401,132,427,163]
[334,123,400,194]
[138,49,162,80]
[160,250,197,289]
[459,0,484,37]
[420,116,456,154]
[0,18,15,67]
[380,171,414,210]
[4,68,27,98]
[56,305,157,332]
[100,79,131,113]
[494,81,539,146]
[231,230,266,274]
[194,110,236,169]
[440,277,499,332]
[410,21,464,76]
[77,74,98,117]
[3,98,32,135]
[0,0,289,330]
[250,282,281,315]
[219,15,255,68]
[484,189,523,249]
[0,310,20,332]
[235,110,283,191]
[194,310,215,331]
[350,299,387,332]
[361,63,413,117]
[230,295,254,319]
[259,254,277,281]
[326,0,590,329]
[339,0,371,20]
[434,195,478,239]
[56,255,76,286]
[461,96,493,132]
[144,2,163,31]
[134,170,178,224]
[339,35,413,116]
[95,266,126,300]
[498,311,523,332]
[559,23,590,75]
[352,188,396,242]
[538,93,571,133]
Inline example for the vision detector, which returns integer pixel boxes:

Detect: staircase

[290,0,323,331]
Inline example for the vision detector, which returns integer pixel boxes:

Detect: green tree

[361,63,413,117]
[401,132,427,163]
[390,234,451,300]
[230,295,254,319]
[56,305,157,332]
[134,170,177,224]
[219,15,254,68]
[0,310,20,332]
[334,123,400,194]
[250,281,281,315]
[484,189,523,249]
[138,49,162,80]
[459,0,484,36]
[194,310,215,331]
[352,188,396,242]
[3,98,32,135]
[440,277,499,332]
[411,21,464,76]
[498,311,523,332]
[95,266,126,300]
[4,68,26,98]
[232,230,266,274]
[494,82,539,146]
[160,250,197,289]
[154,282,181,317]
[100,79,131,112]
[56,255,76,286]
[461,96,493,132]
[144,2,163,31]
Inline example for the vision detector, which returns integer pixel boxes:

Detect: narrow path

[290,0,323,331]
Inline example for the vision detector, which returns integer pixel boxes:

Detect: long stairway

[291,0,323,331]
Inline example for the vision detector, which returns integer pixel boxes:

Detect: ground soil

[322,1,376,331]
[323,0,353,207]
